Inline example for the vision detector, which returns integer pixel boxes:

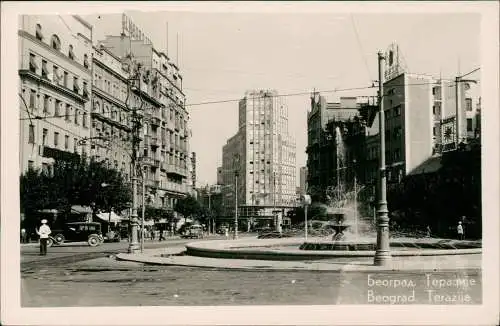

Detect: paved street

[21,249,482,306]
[21,235,228,270]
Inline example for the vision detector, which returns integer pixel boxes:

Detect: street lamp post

[127,63,144,254]
[301,194,311,239]
[373,52,392,266]
[140,165,147,253]
[234,173,238,240]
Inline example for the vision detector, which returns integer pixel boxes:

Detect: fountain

[180,125,481,262]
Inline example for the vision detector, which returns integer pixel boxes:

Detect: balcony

[153,159,161,168]
[140,156,155,166]
[159,181,187,194]
[146,179,160,188]
[166,164,188,177]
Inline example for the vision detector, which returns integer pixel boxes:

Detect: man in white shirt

[457,221,464,240]
[36,219,51,255]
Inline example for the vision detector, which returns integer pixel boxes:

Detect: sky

[82,10,480,187]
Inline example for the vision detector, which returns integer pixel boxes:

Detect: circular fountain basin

[184,238,482,261]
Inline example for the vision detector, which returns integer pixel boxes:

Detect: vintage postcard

[1,1,499,325]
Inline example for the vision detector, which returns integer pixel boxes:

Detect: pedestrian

[457,221,464,240]
[35,219,51,256]
[21,228,27,243]
[426,225,431,238]
[159,226,165,241]
[150,228,155,241]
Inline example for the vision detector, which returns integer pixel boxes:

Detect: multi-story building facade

[99,34,191,209]
[221,90,297,230]
[91,43,132,180]
[19,15,93,173]
[306,94,363,197]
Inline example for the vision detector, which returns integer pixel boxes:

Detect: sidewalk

[116,246,482,272]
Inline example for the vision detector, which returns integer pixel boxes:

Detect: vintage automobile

[49,222,104,247]
[180,225,204,239]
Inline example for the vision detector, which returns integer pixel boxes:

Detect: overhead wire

[19,80,468,121]
[350,14,372,85]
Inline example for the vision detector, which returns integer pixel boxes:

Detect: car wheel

[47,238,54,247]
[88,234,100,247]
[54,233,65,244]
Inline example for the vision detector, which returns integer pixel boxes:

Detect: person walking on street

[36,219,51,255]
[457,221,464,240]
[21,228,27,243]
[426,225,431,238]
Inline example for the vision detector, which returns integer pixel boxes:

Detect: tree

[20,156,132,228]
[174,195,201,223]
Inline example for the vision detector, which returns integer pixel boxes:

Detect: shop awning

[96,211,122,223]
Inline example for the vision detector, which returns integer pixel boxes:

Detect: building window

[83,112,88,128]
[43,95,49,114]
[29,53,37,73]
[65,104,71,121]
[28,124,35,144]
[65,135,69,149]
[64,71,68,87]
[83,54,89,69]
[55,100,61,117]
[51,34,61,51]
[54,132,59,147]
[467,118,473,132]
[83,81,89,99]
[41,60,49,79]
[53,65,60,84]
[29,90,36,108]
[465,98,473,111]
[73,138,78,152]
[74,110,79,125]
[433,126,437,136]
[35,23,43,41]
[73,77,80,93]
[68,44,75,60]
[42,128,47,145]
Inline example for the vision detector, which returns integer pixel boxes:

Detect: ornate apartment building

[91,43,132,180]
[19,15,93,173]
[99,34,192,209]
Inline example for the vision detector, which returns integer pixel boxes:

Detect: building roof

[407,156,442,176]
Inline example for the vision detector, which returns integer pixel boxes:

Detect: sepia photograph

[1,1,499,325]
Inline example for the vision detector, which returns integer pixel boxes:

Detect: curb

[115,252,482,273]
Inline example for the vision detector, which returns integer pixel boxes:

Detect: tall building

[99,29,191,209]
[19,15,93,173]
[221,90,297,230]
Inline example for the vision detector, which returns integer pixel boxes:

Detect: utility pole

[455,76,461,149]
[373,51,392,266]
[140,165,146,253]
[234,174,238,239]
[233,153,239,240]
[127,60,144,254]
